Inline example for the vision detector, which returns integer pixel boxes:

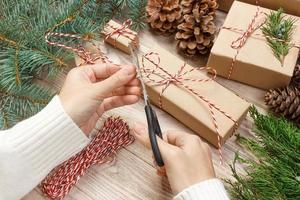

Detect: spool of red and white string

[41,117,134,199]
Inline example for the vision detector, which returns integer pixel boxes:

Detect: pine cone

[180,0,194,14]
[291,64,300,88]
[175,0,218,56]
[146,0,182,34]
[265,86,300,123]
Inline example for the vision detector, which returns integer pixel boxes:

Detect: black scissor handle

[145,105,164,167]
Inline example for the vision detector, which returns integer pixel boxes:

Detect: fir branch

[14,47,21,85]
[31,49,69,70]
[47,0,92,33]
[127,0,148,31]
[0,83,52,128]
[0,33,69,69]
[0,108,9,130]
[0,33,18,46]
[0,48,69,91]
[0,0,148,129]
[0,107,23,131]
[261,9,296,66]
[0,87,49,105]
[95,0,126,25]
[226,106,300,200]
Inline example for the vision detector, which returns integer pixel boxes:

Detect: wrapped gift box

[101,20,139,54]
[218,0,300,16]
[208,1,300,89]
[139,46,250,147]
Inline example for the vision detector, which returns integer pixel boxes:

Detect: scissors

[130,46,164,167]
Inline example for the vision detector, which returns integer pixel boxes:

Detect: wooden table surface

[23,12,269,200]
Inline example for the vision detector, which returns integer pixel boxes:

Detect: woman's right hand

[133,123,216,195]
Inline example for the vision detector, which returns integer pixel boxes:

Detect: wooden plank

[39,149,172,200]
[23,140,173,200]
[22,189,45,200]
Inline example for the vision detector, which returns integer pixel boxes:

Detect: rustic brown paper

[208,1,300,89]
[102,20,139,54]
[139,46,250,147]
[218,0,300,16]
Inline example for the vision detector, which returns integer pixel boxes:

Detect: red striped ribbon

[141,52,239,164]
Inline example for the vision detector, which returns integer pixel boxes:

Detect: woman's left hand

[59,63,141,135]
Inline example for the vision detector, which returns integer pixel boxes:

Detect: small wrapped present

[218,0,300,17]
[101,19,139,54]
[208,1,300,89]
[139,46,250,148]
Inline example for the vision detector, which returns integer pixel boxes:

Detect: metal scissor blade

[129,46,149,105]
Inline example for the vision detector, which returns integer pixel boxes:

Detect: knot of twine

[222,5,265,79]
[227,0,262,50]
[231,9,263,49]
[141,52,238,164]
[41,117,134,199]
[105,19,137,47]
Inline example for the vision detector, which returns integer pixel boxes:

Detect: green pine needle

[261,9,296,66]
[226,106,300,200]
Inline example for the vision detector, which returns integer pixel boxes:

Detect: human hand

[133,123,215,194]
[59,63,140,134]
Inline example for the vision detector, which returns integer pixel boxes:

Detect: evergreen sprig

[0,83,52,129]
[261,9,296,66]
[0,0,147,129]
[226,106,300,200]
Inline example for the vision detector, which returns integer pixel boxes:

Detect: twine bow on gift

[141,52,238,164]
[104,19,137,47]
[41,117,134,199]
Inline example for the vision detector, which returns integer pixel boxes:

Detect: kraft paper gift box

[208,1,300,89]
[101,20,139,54]
[218,0,300,16]
[139,46,250,148]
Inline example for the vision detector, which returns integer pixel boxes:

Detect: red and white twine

[141,52,239,164]
[45,31,112,65]
[41,117,134,199]
[104,19,137,47]
[45,19,138,66]
[222,5,265,79]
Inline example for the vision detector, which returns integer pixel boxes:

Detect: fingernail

[133,122,146,135]
[121,66,135,75]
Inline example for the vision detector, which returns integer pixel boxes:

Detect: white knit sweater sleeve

[0,96,90,200]
[174,179,230,200]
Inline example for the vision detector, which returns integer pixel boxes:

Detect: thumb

[94,65,136,96]
[132,122,175,159]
